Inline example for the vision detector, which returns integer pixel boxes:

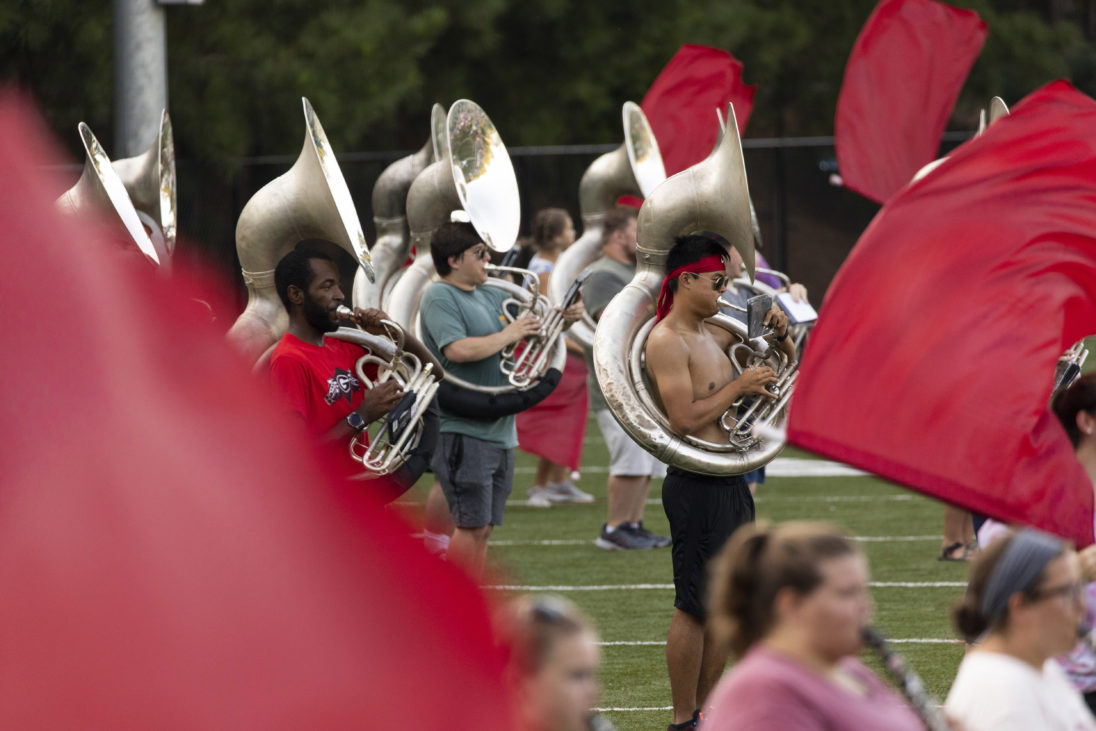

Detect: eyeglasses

[1029,581,1087,604]
[689,272,729,290]
[464,245,490,261]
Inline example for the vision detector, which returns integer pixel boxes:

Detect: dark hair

[498,595,594,676]
[664,233,729,294]
[274,241,335,309]
[531,207,572,252]
[951,529,1068,642]
[430,221,483,276]
[708,521,858,657]
[599,206,637,247]
[1053,373,1096,447]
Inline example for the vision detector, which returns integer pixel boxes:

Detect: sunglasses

[689,272,729,290]
[464,245,490,261]
[1029,581,1087,604]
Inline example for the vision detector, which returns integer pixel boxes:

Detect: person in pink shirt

[701,522,925,730]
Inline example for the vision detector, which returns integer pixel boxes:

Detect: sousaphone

[548,101,666,349]
[56,109,176,267]
[386,99,565,411]
[226,97,375,363]
[593,105,794,475]
[351,104,447,311]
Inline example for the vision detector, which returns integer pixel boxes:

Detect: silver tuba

[328,307,441,479]
[351,104,447,311]
[226,97,375,363]
[56,109,176,267]
[548,101,666,349]
[593,104,794,475]
[386,99,566,393]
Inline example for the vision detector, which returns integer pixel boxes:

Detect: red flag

[0,91,511,729]
[788,81,1096,547]
[642,44,756,176]
[835,0,987,203]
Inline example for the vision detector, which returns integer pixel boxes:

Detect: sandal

[939,541,972,562]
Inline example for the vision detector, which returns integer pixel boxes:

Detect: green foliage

[1,0,1093,178]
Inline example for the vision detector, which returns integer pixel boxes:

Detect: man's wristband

[775,330,789,343]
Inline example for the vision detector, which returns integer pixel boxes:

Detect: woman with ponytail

[701,522,923,730]
[945,527,1094,729]
[516,208,594,506]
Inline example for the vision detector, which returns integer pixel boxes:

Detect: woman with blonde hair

[497,595,613,731]
[701,521,924,730]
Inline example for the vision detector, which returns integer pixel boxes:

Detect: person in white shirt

[946,527,1096,730]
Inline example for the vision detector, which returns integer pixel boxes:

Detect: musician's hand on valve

[356,380,404,423]
[503,313,541,344]
[351,307,390,336]
[738,365,779,398]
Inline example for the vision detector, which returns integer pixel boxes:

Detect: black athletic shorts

[661,466,754,621]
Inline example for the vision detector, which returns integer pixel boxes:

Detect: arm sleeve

[420,288,468,354]
[581,271,622,322]
[268,355,310,423]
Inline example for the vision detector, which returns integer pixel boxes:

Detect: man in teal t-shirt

[420,221,542,575]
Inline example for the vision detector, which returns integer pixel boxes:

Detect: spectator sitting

[946,527,1096,730]
[701,521,924,730]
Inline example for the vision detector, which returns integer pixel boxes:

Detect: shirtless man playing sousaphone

[644,231,795,731]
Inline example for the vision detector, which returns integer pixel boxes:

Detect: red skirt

[516,351,588,470]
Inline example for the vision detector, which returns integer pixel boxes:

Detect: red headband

[655,254,728,322]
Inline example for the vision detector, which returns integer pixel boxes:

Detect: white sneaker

[527,485,553,508]
[545,481,595,504]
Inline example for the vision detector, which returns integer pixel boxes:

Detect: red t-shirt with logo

[269,333,377,480]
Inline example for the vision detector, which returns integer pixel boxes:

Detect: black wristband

[775,330,789,343]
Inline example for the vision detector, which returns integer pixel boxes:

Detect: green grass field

[404,416,970,731]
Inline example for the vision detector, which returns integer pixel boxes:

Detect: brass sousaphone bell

[226,97,374,363]
[56,110,176,267]
[351,103,447,311]
[548,102,666,349]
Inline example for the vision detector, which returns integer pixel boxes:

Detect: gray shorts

[595,410,667,478]
[432,432,514,528]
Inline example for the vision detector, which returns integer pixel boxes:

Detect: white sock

[423,529,450,555]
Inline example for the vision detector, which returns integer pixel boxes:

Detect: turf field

[405,414,969,731]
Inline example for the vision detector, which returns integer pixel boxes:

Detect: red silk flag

[788,81,1096,547]
[835,0,987,203]
[0,92,511,729]
[641,44,756,176]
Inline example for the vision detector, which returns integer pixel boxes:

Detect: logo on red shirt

[325,368,361,405]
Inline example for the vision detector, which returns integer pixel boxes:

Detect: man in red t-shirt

[269,243,437,488]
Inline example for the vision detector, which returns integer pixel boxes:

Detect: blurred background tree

[2,0,1093,297]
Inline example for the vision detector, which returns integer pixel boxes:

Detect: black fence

[169,136,909,312]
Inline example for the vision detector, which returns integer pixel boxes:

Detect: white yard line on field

[488,535,940,546]
[596,638,961,646]
[515,457,868,478]
[485,581,965,591]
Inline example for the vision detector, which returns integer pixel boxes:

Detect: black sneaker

[634,521,672,548]
[666,709,702,730]
[595,523,653,550]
